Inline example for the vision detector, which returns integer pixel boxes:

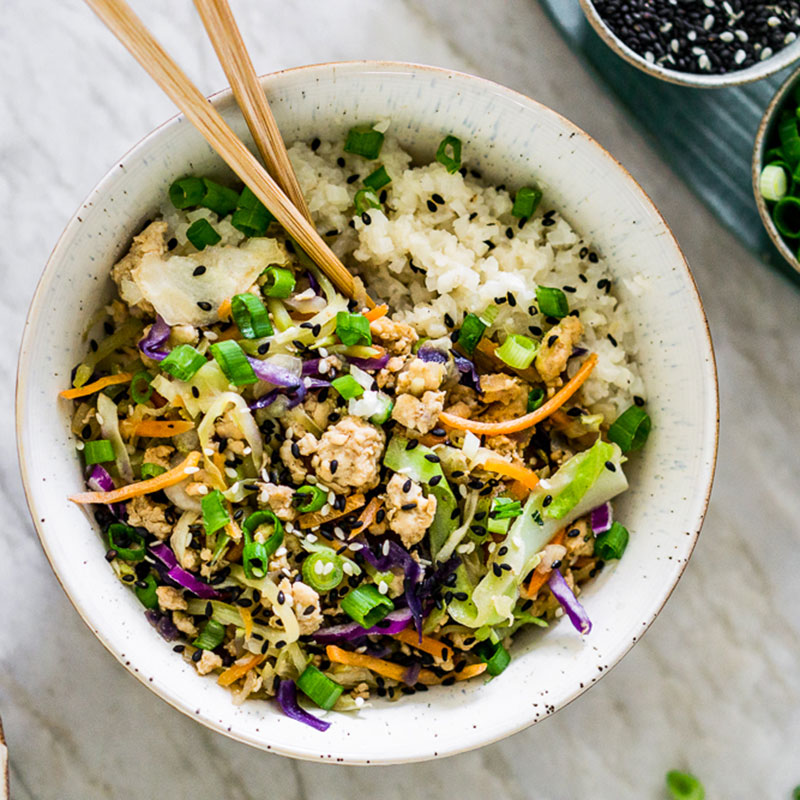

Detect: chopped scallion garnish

[594,521,629,560]
[495,334,539,369]
[297,664,343,710]
[262,266,296,298]
[193,618,226,651]
[160,344,207,381]
[535,286,569,319]
[209,340,257,386]
[759,163,788,202]
[169,176,206,209]
[201,489,230,536]
[107,523,146,561]
[607,405,651,452]
[231,186,274,236]
[140,462,167,480]
[665,770,705,800]
[363,165,391,191]
[341,584,394,628]
[199,178,239,216]
[294,485,327,513]
[511,186,542,218]
[335,311,372,347]
[457,313,487,354]
[241,510,283,579]
[230,293,273,339]
[186,218,221,250]
[302,550,345,593]
[344,124,384,159]
[354,188,381,215]
[527,387,545,412]
[773,195,800,238]
[331,374,364,400]
[130,371,153,404]
[435,135,462,174]
[134,573,159,609]
[475,640,511,676]
[83,439,115,466]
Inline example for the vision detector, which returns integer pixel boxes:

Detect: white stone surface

[1,0,798,797]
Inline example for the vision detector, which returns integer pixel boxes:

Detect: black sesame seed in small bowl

[752,62,800,273]
[579,0,800,88]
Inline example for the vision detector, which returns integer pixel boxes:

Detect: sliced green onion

[594,521,629,560]
[331,374,364,400]
[193,618,226,651]
[475,640,511,676]
[490,497,523,520]
[527,387,545,412]
[607,405,651,452]
[200,178,239,216]
[237,185,266,210]
[435,135,462,174]
[480,304,499,325]
[759,163,788,202]
[186,218,221,250]
[130,371,153,404]
[344,124,384,159]
[665,770,705,800]
[336,311,372,347]
[134,573,159,609]
[107,523,145,561]
[242,540,269,579]
[140,462,167,480]
[511,186,542,218]
[262,266,296,298]
[765,147,786,162]
[354,188,381,215]
[302,550,345,593]
[457,313,487,355]
[231,293,273,339]
[160,344,207,381]
[83,439,115,466]
[495,334,539,369]
[363,165,391,191]
[773,195,800,238]
[209,340,257,386]
[169,176,205,209]
[535,286,569,319]
[201,489,230,536]
[341,584,394,628]
[297,664,343,710]
[232,186,274,236]
[486,515,511,535]
[295,485,327,513]
[368,393,394,426]
[779,111,800,167]
[241,510,283,578]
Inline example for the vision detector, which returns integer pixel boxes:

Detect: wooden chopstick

[84,0,365,303]
[193,0,312,222]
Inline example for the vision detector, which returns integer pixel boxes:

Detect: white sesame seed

[306,475,318,485]
[378,582,389,595]
[659,21,672,33]
[382,541,390,556]
[735,29,748,42]
[734,48,746,64]
[691,46,705,56]
[760,47,773,61]
[687,30,697,41]
[703,14,714,30]
[306,534,318,543]
[644,51,654,63]
[319,361,329,374]
[327,491,335,503]
[458,484,467,498]
[76,441,85,451]
[184,466,200,474]
[320,503,331,516]
[768,15,781,28]
[275,546,287,557]
[343,561,355,575]
[196,484,209,495]
[319,347,329,358]
[354,696,365,707]
[722,1,733,15]
[323,561,335,575]
[785,32,797,45]
[203,447,215,456]
[282,567,292,577]
[698,54,711,70]
[720,31,735,42]
[670,38,680,53]
[203,330,218,341]
[225,467,238,479]
[703,0,715,7]
[334,526,345,540]
[314,559,324,574]
[285,523,294,534]
[95,413,104,426]
[348,542,363,551]
[243,446,252,455]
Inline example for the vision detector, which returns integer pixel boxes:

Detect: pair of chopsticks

[84,0,371,306]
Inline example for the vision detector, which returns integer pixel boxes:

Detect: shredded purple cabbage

[402,662,422,686]
[302,358,322,376]
[145,608,180,641]
[590,502,612,534]
[571,346,589,358]
[248,388,281,411]
[454,355,481,391]
[306,269,320,294]
[138,315,170,362]
[311,608,413,644]
[86,465,126,518]
[246,356,302,388]
[346,352,390,371]
[417,345,448,364]
[148,542,222,599]
[548,569,592,635]
[276,679,330,732]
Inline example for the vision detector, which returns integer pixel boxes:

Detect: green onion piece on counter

[475,640,511,676]
[535,286,569,319]
[773,195,800,238]
[199,178,239,216]
[496,334,539,369]
[331,374,364,400]
[344,124,384,159]
[209,340,257,386]
[302,550,345,593]
[490,497,524,520]
[134,573,159,609]
[83,439,115,466]
[186,218,221,250]
[130,371,153,404]
[607,405,651,453]
[363,165,391,191]
[759,163,788,202]
[336,311,372,347]
[107,523,146,561]
[242,510,284,577]
[665,770,705,800]
[231,205,273,237]
[160,344,207,382]
[230,293,273,339]
[594,521,629,560]
[202,489,230,536]
[193,618,226,651]
[457,313,487,354]
[297,664,344,709]
[169,176,206,209]
[511,186,542,219]
[140,462,167,480]
[435,135,462,174]
[354,188,381,215]
[341,584,394,628]
[295,484,328,513]
[527,387,545,412]
[262,266,296,298]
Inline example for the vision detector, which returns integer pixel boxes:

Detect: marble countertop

[3,0,799,797]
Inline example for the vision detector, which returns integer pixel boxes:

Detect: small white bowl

[16,61,718,764]
[579,0,800,88]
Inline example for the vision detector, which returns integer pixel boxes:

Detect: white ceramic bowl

[579,0,800,88]
[16,61,718,764]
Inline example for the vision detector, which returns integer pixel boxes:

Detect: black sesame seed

[579,273,588,283]
[193,265,207,276]
[605,461,617,472]
[277,590,285,605]
[563,285,577,293]
[498,546,508,556]
[492,563,503,578]
[542,494,553,507]
[589,252,599,263]
[379,190,388,203]
[432,193,445,205]
[105,549,117,562]
[484,240,496,251]
[426,199,438,213]
[361,212,371,225]
[548,334,558,347]
[405,439,419,450]
[424,453,440,463]
[505,227,514,239]
[528,325,543,337]
[330,459,339,475]
[541,218,555,227]
[337,157,346,167]
[311,137,321,151]
[429,475,443,486]
[89,339,98,352]
[634,395,645,407]
[257,342,271,355]
[291,442,300,458]
[346,174,360,184]
[401,502,417,511]
[191,650,203,662]
[325,229,339,237]
[197,301,212,311]
[607,333,618,347]
[402,478,412,493]
[507,291,517,306]
[376,508,386,523]
[122,574,135,583]
[469,211,478,220]
[173,644,185,653]
[167,237,178,251]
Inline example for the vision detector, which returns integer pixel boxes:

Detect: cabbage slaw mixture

[62,128,650,731]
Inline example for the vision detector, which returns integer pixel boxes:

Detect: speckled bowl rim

[752,61,800,274]
[579,0,800,88]
[16,60,718,764]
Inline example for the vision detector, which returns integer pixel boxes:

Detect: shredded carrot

[394,629,454,662]
[217,298,232,319]
[364,303,389,323]
[69,451,201,504]
[128,419,195,438]
[439,353,598,436]
[326,645,486,686]
[348,496,382,539]
[298,492,366,530]
[508,481,530,501]
[481,458,541,491]
[217,654,265,687]
[238,606,254,641]
[523,528,567,599]
[59,372,133,400]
